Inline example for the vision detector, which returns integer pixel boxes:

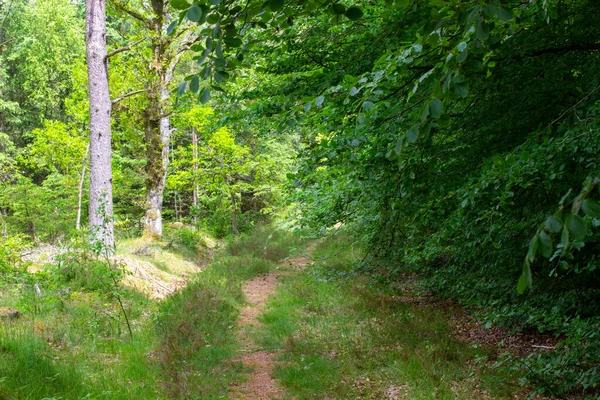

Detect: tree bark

[86,0,114,249]
[142,81,171,239]
[76,145,90,231]
[192,126,198,225]
[141,3,173,240]
[231,191,239,236]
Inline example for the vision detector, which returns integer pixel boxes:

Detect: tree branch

[0,38,14,48]
[550,83,600,126]
[112,89,147,105]
[110,0,151,27]
[105,38,145,60]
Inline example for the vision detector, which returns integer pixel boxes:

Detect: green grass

[256,235,524,399]
[0,224,300,399]
[0,289,162,399]
[0,228,524,399]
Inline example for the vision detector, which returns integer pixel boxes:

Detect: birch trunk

[231,191,239,236]
[192,127,198,225]
[76,145,90,230]
[86,0,114,249]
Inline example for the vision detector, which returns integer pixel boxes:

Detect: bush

[171,226,206,248]
[0,234,31,284]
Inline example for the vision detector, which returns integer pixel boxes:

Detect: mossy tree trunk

[112,0,191,240]
[142,79,171,239]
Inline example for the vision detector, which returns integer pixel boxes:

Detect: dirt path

[230,249,313,400]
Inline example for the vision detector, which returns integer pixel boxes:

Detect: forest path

[230,247,314,400]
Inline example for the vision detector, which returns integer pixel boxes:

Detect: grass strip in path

[230,247,313,399]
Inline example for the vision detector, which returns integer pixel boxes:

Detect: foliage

[169,105,290,236]
[0,174,80,242]
[1,0,84,133]
[0,233,30,283]
[226,0,600,395]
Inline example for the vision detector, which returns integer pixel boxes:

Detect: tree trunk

[141,6,172,240]
[76,145,90,230]
[112,0,188,240]
[142,83,171,239]
[86,0,114,249]
[231,192,239,236]
[192,127,198,225]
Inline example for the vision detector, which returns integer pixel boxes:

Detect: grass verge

[257,234,524,399]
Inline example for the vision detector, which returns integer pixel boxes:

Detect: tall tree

[86,0,114,249]
[110,0,194,239]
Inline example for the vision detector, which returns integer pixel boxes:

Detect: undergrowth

[0,224,297,399]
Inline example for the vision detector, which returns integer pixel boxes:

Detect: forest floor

[0,227,552,399]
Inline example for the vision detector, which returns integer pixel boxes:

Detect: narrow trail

[230,248,313,400]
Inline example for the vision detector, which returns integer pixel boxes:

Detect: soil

[386,274,562,358]
[230,249,313,400]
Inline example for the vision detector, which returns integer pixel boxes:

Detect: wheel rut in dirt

[230,250,313,400]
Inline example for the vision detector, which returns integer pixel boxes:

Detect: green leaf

[315,95,325,108]
[177,81,187,96]
[189,76,200,93]
[429,98,443,119]
[527,235,538,262]
[437,114,451,128]
[394,136,404,155]
[567,214,587,240]
[581,199,600,218]
[170,0,190,10]
[206,13,220,24]
[209,0,223,5]
[214,71,229,83]
[538,231,552,258]
[544,216,562,233]
[496,7,513,21]
[561,226,569,248]
[345,6,363,21]
[187,5,202,22]
[476,20,490,41]
[454,82,468,98]
[167,20,178,36]
[517,264,532,294]
[332,3,346,14]
[269,0,284,11]
[483,4,496,18]
[199,87,211,104]
[406,125,418,143]
[223,37,242,47]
